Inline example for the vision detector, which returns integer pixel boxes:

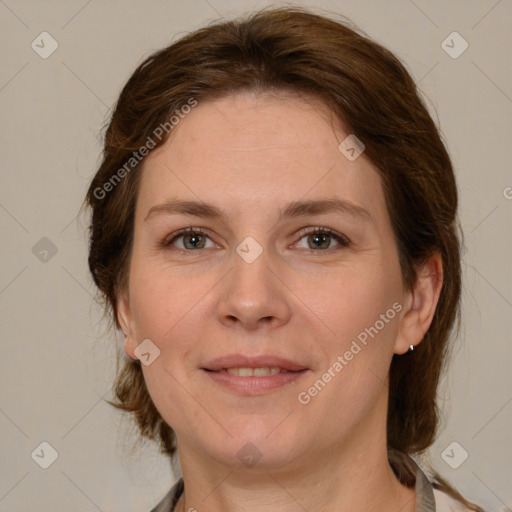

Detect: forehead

[136,91,386,224]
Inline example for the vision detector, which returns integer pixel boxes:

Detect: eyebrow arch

[281,198,372,222]
[144,197,372,223]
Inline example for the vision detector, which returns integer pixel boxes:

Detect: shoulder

[433,487,476,512]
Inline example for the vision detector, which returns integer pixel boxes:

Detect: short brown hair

[84,6,479,509]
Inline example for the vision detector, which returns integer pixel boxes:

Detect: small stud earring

[409,345,414,352]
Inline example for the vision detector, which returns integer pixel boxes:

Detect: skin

[118,90,443,512]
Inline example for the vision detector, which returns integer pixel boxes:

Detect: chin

[204,422,307,471]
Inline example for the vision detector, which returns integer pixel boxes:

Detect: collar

[390,449,437,511]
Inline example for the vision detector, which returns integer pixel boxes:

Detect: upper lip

[202,354,308,372]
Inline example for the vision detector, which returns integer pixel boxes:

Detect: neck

[176,442,415,512]
[175,402,417,512]
[177,446,416,512]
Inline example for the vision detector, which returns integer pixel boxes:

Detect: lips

[202,354,308,373]
[201,354,310,394]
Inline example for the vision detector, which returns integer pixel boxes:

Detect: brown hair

[84,6,480,509]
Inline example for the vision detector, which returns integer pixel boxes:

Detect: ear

[394,251,443,355]
[117,292,138,360]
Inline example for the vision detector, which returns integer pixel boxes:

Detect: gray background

[0,0,511,511]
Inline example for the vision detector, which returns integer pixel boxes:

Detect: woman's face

[119,91,418,470]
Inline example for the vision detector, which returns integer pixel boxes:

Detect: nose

[216,243,292,331]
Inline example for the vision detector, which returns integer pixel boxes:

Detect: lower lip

[202,369,309,395]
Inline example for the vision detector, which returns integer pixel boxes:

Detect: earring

[409,345,414,352]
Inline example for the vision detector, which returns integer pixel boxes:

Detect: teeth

[226,367,283,377]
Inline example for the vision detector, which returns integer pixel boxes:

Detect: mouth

[209,367,299,377]
[201,355,310,394]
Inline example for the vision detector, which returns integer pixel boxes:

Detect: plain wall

[1,1,511,510]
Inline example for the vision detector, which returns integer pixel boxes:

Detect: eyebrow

[145,197,372,223]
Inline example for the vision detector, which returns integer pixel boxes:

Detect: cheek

[303,261,402,348]
[296,259,402,411]
[297,271,401,429]
[128,264,214,398]
[128,261,206,341]
[131,272,204,424]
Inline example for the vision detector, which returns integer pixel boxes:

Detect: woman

[85,7,483,512]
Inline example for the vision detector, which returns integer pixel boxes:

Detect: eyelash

[161,226,351,254]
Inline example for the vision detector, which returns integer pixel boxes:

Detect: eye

[294,227,350,251]
[162,227,216,251]
[161,226,350,253]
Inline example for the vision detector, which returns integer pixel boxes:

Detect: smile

[201,355,310,394]
[215,367,294,376]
